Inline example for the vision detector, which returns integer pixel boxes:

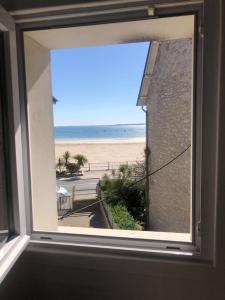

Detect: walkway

[57,177,107,228]
[58,199,107,228]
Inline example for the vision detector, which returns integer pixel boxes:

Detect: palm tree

[73,154,88,167]
[63,151,71,167]
[56,157,63,173]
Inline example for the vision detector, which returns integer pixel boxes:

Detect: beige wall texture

[24,35,58,231]
[147,38,192,233]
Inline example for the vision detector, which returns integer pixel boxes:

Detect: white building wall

[24,35,58,231]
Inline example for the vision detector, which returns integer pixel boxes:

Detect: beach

[55,138,146,164]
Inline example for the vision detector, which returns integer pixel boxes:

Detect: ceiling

[0,0,95,11]
[0,0,194,12]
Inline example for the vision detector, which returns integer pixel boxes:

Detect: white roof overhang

[137,41,160,106]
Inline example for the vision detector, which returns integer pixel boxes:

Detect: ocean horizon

[54,124,146,140]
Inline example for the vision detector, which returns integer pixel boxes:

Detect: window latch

[196,221,201,235]
[199,24,204,38]
[148,7,155,16]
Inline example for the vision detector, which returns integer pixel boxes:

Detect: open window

[22,14,197,249]
[0,6,29,284]
[0,32,10,249]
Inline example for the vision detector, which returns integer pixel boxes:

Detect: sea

[54,124,146,140]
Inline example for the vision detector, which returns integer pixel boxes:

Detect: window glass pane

[0,33,9,246]
[24,16,194,242]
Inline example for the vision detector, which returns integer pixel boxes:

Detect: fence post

[108,162,110,170]
[88,163,91,171]
[72,186,75,209]
[96,183,101,199]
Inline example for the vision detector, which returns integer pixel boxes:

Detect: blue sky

[51,42,149,126]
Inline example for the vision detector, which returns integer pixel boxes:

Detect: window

[0,6,29,284]
[0,111,9,250]
[0,32,9,247]
[23,15,195,247]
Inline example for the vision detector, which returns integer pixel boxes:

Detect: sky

[51,42,149,126]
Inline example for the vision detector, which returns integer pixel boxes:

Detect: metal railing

[57,179,99,214]
[72,184,98,202]
[57,196,72,211]
[82,160,144,172]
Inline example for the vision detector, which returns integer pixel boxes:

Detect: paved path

[57,177,107,228]
[58,199,107,228]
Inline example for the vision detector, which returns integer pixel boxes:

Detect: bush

[56,152,88,176]
[100,174,147,227]
[66,163,80,175]
[118,164,133,179]
[101,176,126,205]
[56,170,66,177]
[107,204,142,230]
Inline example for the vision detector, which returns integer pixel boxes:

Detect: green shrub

[107,204,142,230]
[56,152,88,175]
[100,173,147,227]
[118,164,133,179]
[66,162,80,175]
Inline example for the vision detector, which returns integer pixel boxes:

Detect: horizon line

[54,123,145,127]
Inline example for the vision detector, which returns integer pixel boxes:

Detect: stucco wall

[24,35,58,231]
[147,38,192,233]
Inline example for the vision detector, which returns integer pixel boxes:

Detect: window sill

[57,226,191,243]
[30,226,194,259]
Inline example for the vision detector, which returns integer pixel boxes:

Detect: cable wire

[59,144,191,220]
[58,199,103,220]
[128,144,191,187]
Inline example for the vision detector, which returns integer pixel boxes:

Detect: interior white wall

[24,35,58,231]
[0,1,225,300]
[25,15,194,50]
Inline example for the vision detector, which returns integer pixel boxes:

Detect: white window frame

[21,15,195,249]
[0,6,29,284]
[17,1,206,257]
[0,0,222,283]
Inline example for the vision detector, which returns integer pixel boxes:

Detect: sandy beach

[55,138,146,163]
